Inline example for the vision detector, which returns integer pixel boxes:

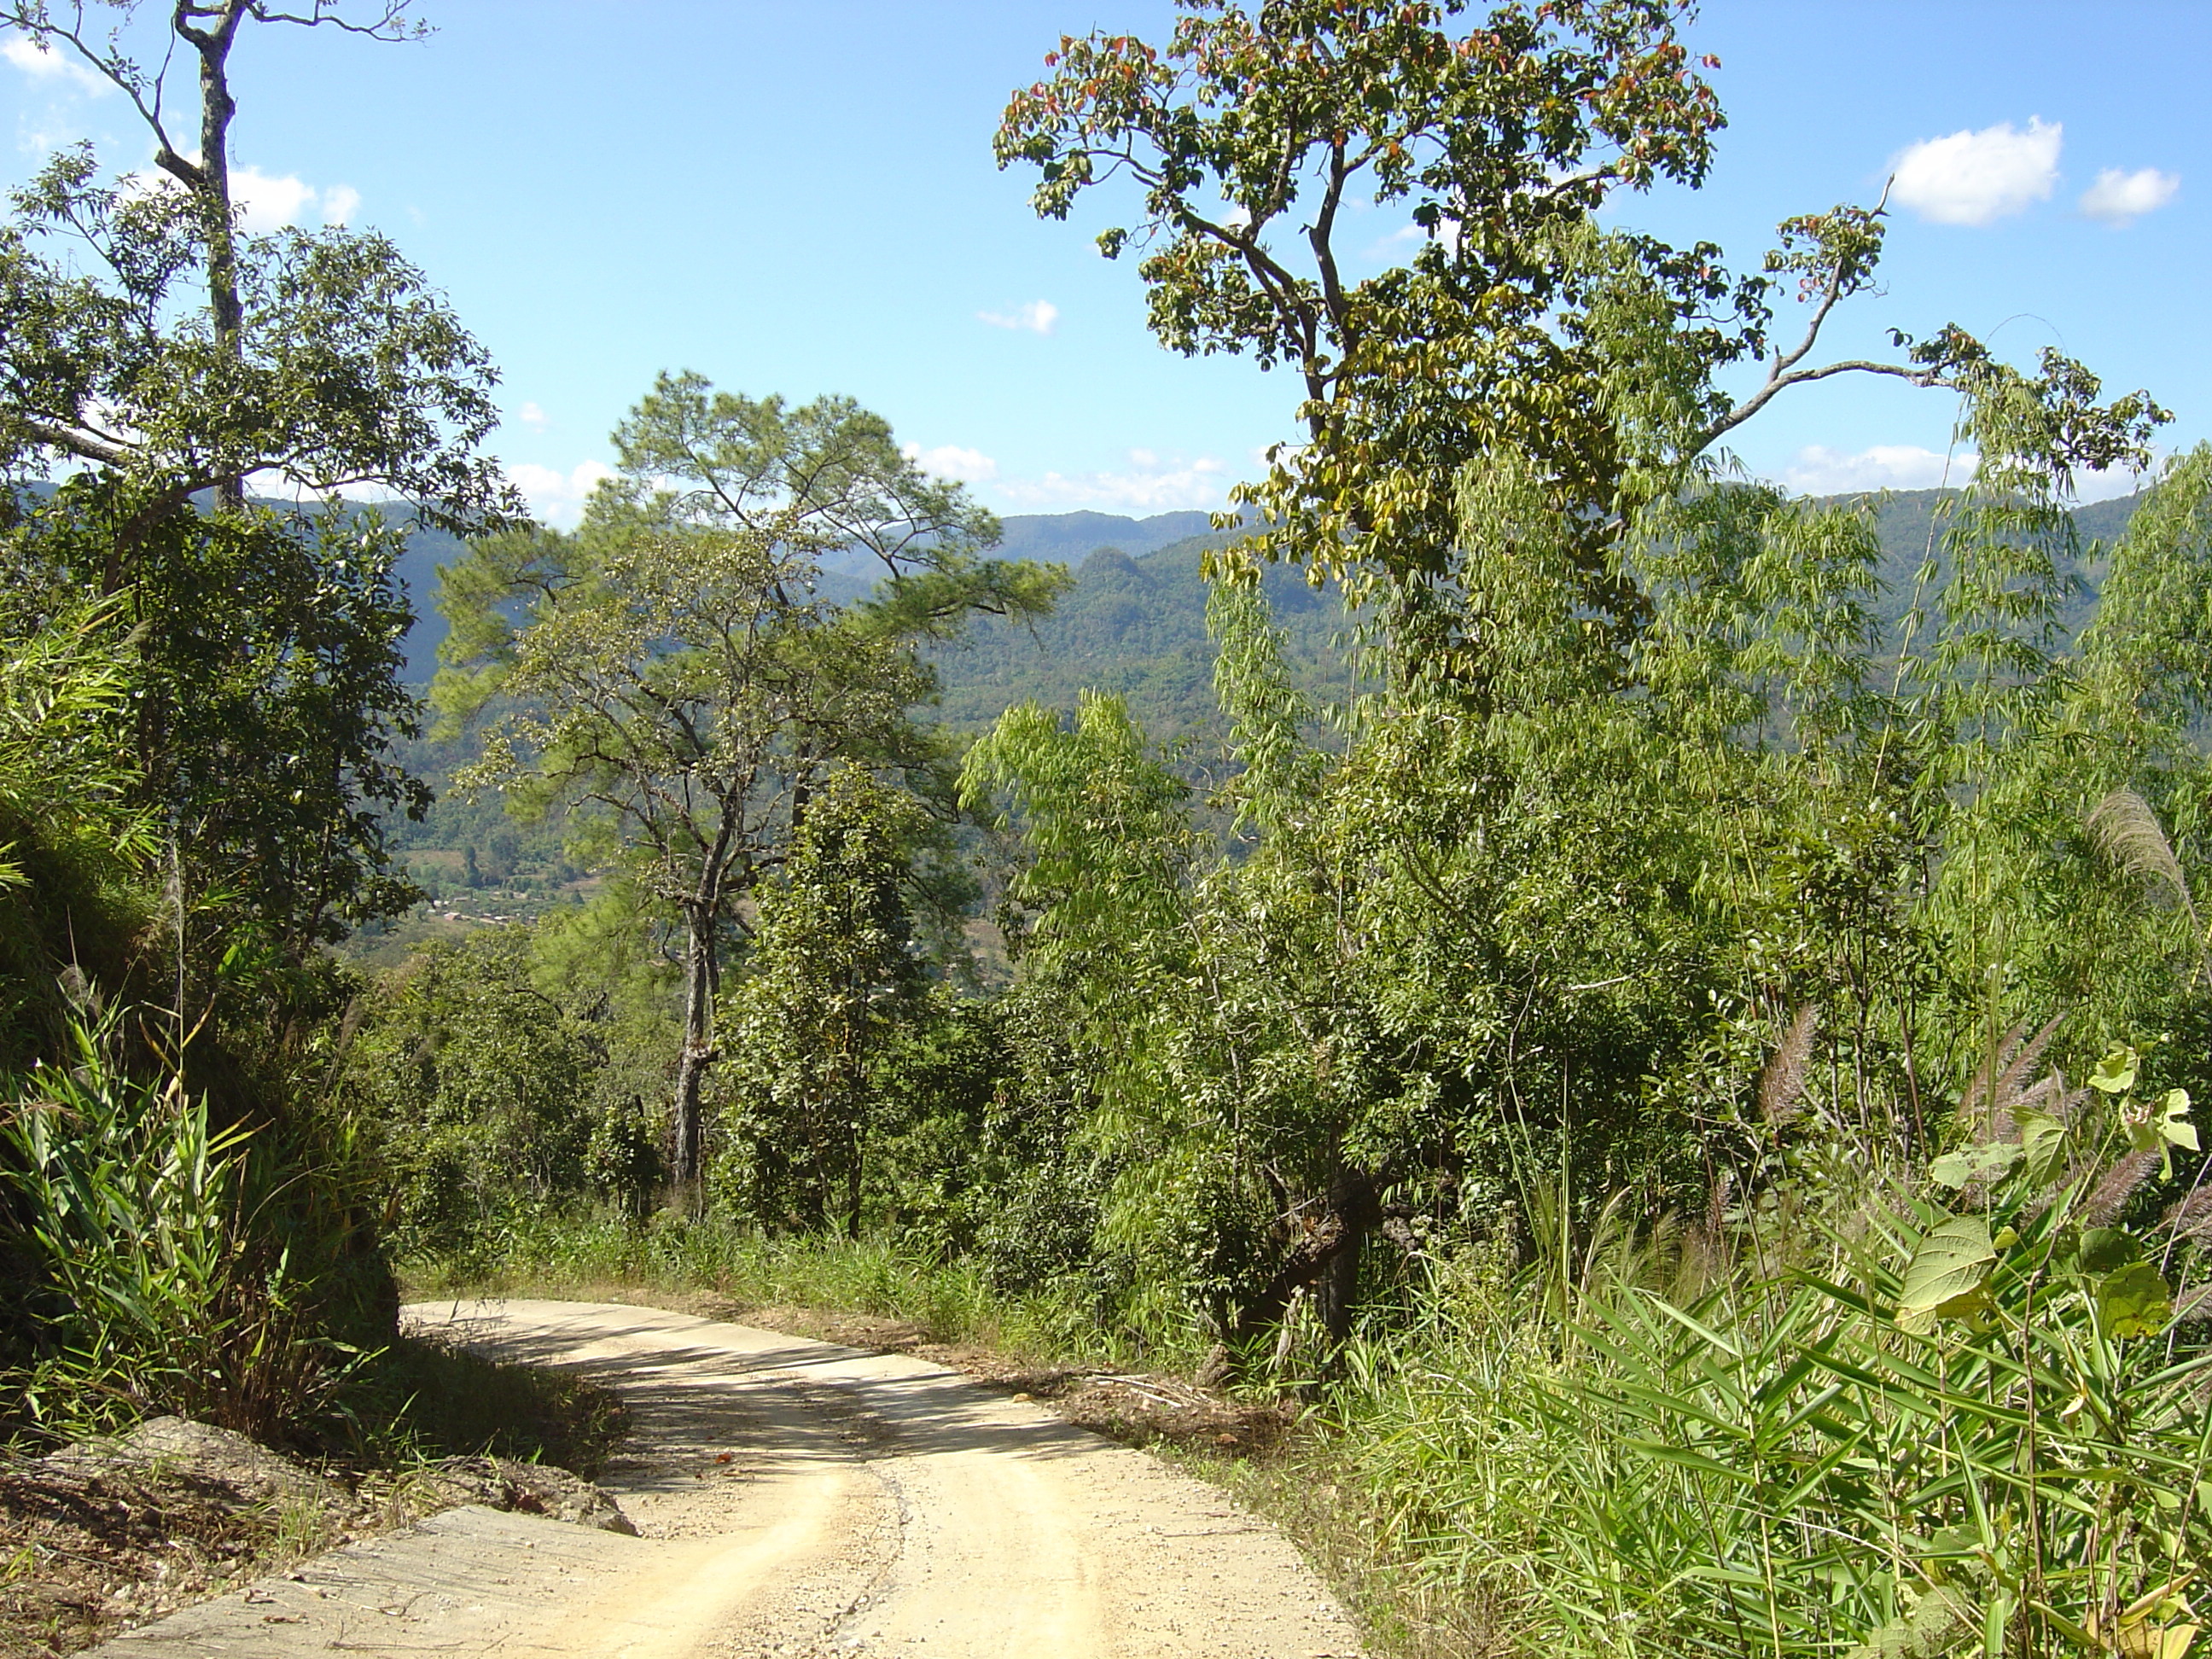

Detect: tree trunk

[178,6,249,514]
[1313,1214,1363,1347]
[843,1008,866,1239]
[669,901,715,1196]
[1235,1167,1382,1348]
[844,1088,864,1241]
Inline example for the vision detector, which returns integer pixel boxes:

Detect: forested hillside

[6,5,2212,1659]
[382,484,2148,889]
[387,509,1220,683]
[389,489,2146,713]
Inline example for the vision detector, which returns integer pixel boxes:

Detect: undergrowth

[341,1336,629,1478]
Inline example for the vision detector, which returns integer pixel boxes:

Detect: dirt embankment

[1,1417,631,1657]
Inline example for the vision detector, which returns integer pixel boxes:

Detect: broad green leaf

[2080,1227,2142,1274]
[2016,1109,2070,1187]
[1930,1141,2021,1189]
[2163,1088,2198,1152]
[1895,1215,1996,1334]
[2098,1259,2173,1338]
[2092,1045,2140,1095]
[1842,1585,1976,1659]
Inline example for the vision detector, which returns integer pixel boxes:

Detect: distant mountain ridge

[14,488,2148,703]
[926,487,2153,742]
[373,490,2165,690]
[993,509,1223,562]
[390,509,1229,681]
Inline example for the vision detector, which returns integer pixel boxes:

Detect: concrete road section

[96,1298,1367,1657]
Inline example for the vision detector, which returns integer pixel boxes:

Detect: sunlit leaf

[2163,1088,2198,1153]
[2092,1045,2141,1095]
[2017,1109,2070,1186]
[1930,1142,2021,1190]
[1895,1215,1996,1333]
[2098,1259,2173,1339]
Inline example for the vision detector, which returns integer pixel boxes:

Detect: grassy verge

[1208,1452,1502,1659]
[400,1210,1165,1374]
[341,1334,629,1478]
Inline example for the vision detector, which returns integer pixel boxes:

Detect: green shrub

[0,1016,362,1443]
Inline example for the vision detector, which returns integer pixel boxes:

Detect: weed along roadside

[7,3,2212,1657]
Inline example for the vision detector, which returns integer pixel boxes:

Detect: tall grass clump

[0,1013,371,1444]
[1313,1032,2212,1658]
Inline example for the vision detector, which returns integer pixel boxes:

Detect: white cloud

[515,401,550,431]
[129,164,359,231]
[977,300,1059,335]
[2080,166,2179,226]
[1890,118,2061,226]
[19,120,81,156]
[509,459,614,526]
[230,166,318,232]
[2075,461,2157,503]
[995,450,1229,513]
[3,33,109,92]
[1368,217,1460,259]
[1778,444,1974,496]
[901,442,998,484]
[1777,443,2161,503]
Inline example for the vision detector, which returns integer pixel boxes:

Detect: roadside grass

[341,1335,629,1479]
[399,1210,1155,1375]
[1204,1449,1504,1659]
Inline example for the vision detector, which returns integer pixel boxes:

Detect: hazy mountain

[923,487,2155,742]
[929,526,1349,742]
[20,489,2138,697]
[391,509,1231,681]
[994,509,1225,562]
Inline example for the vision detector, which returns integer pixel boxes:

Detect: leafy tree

[0,591,155,1065]
[436,376,1068,1189]
[996,0,2163,657]
[719,765,929,1237]
[340,923,672,1257]
[7,489,432,957]
[966,430,2209,1368]
[0,2,501,530]
[0,3,517,960]
[0,0,515,1434]
[969,0,2185,1366]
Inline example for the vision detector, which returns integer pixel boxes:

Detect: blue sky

[3,2,2203,522]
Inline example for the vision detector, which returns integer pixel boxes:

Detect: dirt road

[100,1298,1365,1658]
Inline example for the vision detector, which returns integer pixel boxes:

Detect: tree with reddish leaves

[997,0,2161,655]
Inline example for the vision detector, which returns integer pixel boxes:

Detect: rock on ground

[3,1417,632,1658]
